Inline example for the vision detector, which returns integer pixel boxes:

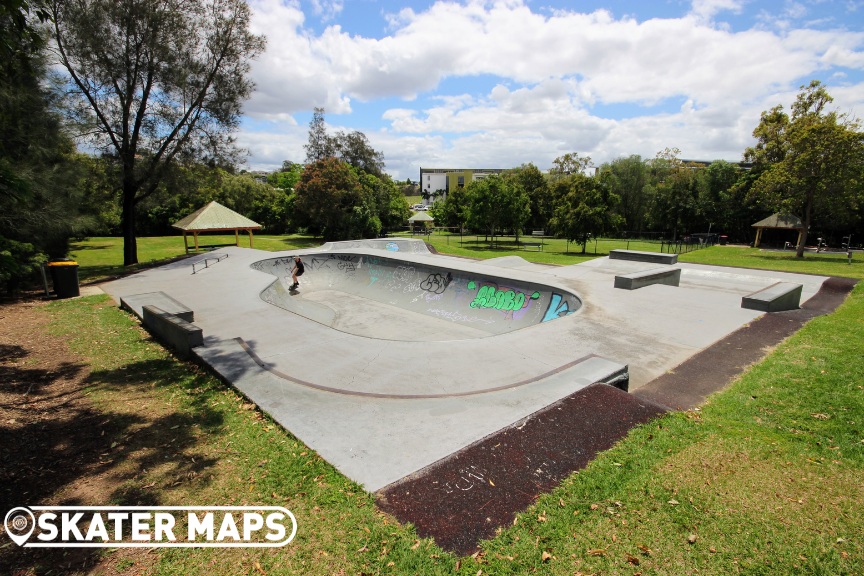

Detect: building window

[458,176,464,187]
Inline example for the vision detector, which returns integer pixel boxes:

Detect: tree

[649,169,699,240]
[597,155,649,233]
[464,175,530,244]
[550,172,623,253]
[694,160,755,239]
[304,107,335,163]
[429,184,469,228]
[506,163,550,232]
[333,130,385,177]
[643,149,701,239]
[303,108,386,177]
[550,152,592,177]
[1,0,50,55]
[358,172,410,234]
[293,158,379,240]
[267,161,303,192]
[50,0,265,265]
[1,0,92,293]
[744,80,864,257]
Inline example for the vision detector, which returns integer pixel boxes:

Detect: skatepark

[102,239,829,488]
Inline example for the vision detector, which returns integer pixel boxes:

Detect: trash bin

[719,235,728,246]
[47,260,80,298]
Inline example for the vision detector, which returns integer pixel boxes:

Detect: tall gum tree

[51,0,265,265]
[745,80,864,257]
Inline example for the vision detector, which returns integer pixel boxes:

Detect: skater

[290,256,304,289]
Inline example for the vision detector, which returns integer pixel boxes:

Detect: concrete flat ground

[101,240,828,492]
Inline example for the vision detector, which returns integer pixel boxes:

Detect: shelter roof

[408,212,435,222]
[751,213,804,230]
[172,201,261,231]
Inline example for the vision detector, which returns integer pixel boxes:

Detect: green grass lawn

[70,235,322,283]
[399,231,682,266]
[40,234,864,574]
[680,245,863,278]
[71,234,864,284]
[419,232,864,278]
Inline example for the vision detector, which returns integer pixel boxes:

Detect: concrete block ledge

[741,282,803,312]
[121,291,194,322]
[614,267,681,290]
[609,249,678,265]
[142,305,203,358]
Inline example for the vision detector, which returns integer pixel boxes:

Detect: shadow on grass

[443,240,602,258]
[90,355,226,429]
[68,242,111,251]
[276,236,323,248]
[0,344,86,399]
[0,354,222,575]
[77,254,195,284]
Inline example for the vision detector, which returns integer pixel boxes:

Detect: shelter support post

[754,228,763,248]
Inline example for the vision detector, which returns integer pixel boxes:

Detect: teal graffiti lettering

[470,285,536,312]
[542,293,574,322]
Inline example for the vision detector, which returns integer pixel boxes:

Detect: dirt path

[0,298,154,576]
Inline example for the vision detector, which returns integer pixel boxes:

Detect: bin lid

[47,261,79,266]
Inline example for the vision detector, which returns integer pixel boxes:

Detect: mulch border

[376,276,858,555]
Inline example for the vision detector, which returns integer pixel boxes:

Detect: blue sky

[240,0,864,180]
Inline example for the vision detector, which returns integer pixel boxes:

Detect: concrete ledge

[142,305,203,358]
[614,267,681,290]
[741,282,803,312]
[121,291,194,322]
[609,249,678,265]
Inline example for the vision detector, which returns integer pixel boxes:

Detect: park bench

[614,267,681,290]
[741,282,803,312]
[142,305,203,359]
[609,249,678,265]
[521,242,543,251]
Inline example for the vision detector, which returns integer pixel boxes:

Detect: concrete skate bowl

[250,253,582,341]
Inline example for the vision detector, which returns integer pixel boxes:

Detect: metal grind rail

[192,253,228,274]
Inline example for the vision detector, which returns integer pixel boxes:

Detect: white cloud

[310,0,343,21]
[237,123,308,170]
[248,0,862,116]
[689,0,745,22]
[240,0,864,180]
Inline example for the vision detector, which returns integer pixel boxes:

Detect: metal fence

[391,227,721,255]
[659,233,720,254]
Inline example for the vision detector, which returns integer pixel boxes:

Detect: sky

[239,0,864,181]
